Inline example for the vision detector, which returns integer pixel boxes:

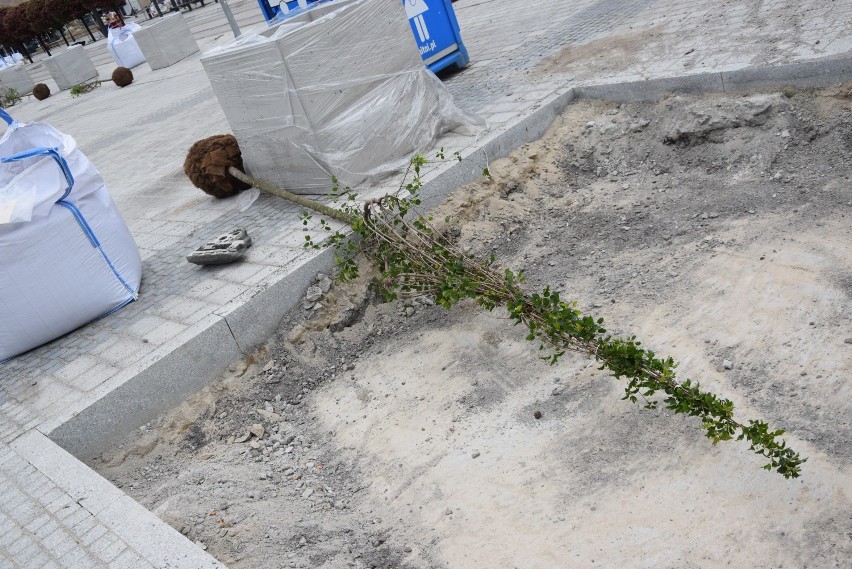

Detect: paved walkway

[1,0,850,566]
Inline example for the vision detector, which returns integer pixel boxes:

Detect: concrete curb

[48,253,336,459]
[48,54,852,460]
[11,430,226,568]
[573,55,852,103]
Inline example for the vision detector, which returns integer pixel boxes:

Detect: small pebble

[534,410,542,420]
[471,451,480,459]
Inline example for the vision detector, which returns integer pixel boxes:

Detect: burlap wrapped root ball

[32,83,50,100]
[184,134,251,199]
[112,67,133,87]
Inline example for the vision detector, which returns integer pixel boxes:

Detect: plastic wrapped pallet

[134,13,200,71]
[43,45,98,91]
[0,109,141,362]
[0,64,34,95]
[201,0,482,194]
[107,22,146,69]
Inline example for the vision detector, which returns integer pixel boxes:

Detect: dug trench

[90,86,852,569]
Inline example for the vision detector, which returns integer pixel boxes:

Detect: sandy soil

[92,86,852,569]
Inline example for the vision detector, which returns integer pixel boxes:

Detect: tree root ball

[32,83,50,100]
[112,67,133,87]
[184,134,251,199]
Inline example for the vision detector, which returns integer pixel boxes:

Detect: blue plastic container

[258,0,319,22]
[255,0,469,73]
[403,0,469,73]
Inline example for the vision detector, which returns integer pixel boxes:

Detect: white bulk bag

[107,22,146,69]
[0,109,141,361]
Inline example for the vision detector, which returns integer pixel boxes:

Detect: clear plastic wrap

[201,0,483,194]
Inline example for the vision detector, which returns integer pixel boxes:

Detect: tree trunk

[81,18,97,43]
[92,11,108,39]
[58,29,70,47]
[17,42,33,64]
[37,36,51,57]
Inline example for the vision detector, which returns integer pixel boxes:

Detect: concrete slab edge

[47,316,242,459]
[47,252,337,460]
[220,252,337,354]
[11,430,226,568]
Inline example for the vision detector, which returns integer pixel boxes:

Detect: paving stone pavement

[1,0,850,566]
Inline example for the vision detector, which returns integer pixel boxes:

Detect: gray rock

[723,359,733,370]
[664,94,784,144]
[305,286,323,304]
[186,228,252,265]
[844,338,852,344]
[316,274,332,293]
[186,241,248,265]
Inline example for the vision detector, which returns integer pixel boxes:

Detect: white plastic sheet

[201,0,483,194]
[107,22,146,69]
[0,110,142,361]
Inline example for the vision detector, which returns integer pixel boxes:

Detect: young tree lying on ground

[184,138,806,479]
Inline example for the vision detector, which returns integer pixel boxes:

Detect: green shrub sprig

[299,153,805,479]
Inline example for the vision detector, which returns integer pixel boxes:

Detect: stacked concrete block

[202,0,476,194]
[42,46,98,91]
[0,64,34,95]
[134,13,200,71]
[202,38,327,193]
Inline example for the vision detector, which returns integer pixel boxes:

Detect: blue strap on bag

[0,108,74,199]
